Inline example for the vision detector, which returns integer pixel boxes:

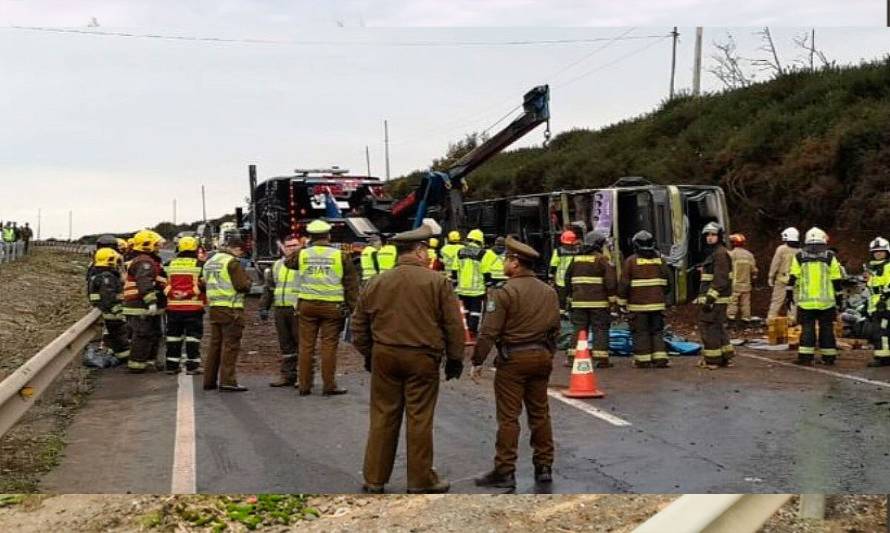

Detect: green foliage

[0,494,26,508]
[140,494,317,531]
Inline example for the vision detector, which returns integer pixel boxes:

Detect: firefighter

[789,227,843,366]
[285,219,359,395]
[455,228,488,335]
[427,237,442,271]
[122,230,167,373]
[696,222,734,369]
[470,236,561,490]
[481,236,508,285]
[566,231,617,368]
[440,230,465,278]
[618,230,672,368]
[260,234,302,386]
[164,236,205,375]
[87,247,130,362]
[768,227,800,324]
[550,230,580,313]
[727,233,758,324]
[360,234,382,283]
[202,233,252,391]
[353,225,465,494]
[86,234,121,285]
[866,237,890,367]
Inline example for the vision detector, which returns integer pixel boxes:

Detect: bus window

[616,190,656,260]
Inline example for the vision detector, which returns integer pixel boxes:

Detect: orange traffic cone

[459,300,475,346]
[562,330,605,398]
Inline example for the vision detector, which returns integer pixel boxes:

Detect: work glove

[364,354,372,373]
[444,358,464,381]
[147,303,158,315]
[258,308,269,321]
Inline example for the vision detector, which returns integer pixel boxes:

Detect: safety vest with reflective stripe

[790,251,842,310]
[272,258,300,307]
[360,246,378,281]
[165,257,204,312]
[298,245,345,302]
[2,228,14,242]
[481,248,507,281]
[203,252,245,309]
[440,243,465,272]
[867,260,890,313]
[550,247,576,287]
[427,248,440,270]
[457,244,486,297]
[376,244,397,272]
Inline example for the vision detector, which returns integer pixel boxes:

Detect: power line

[555,34,673,90]
[545,27,639,82]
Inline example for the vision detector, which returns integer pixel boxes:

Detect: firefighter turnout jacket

[88,267,125,320]
[122,254,167,315]
[165,256,205,312]
[697,244,733,305]
[789,249,843,310]
[565,253,617,309]
[618,254,671,312]
[867,259,890,314]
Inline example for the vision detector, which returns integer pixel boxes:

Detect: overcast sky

[1,1,887,238]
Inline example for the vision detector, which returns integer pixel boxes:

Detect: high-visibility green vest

[440,243,464,272]
[867,259,890,313]
[360,246,378,281]
[2,228,14,242]
[790,252,842,310]
[457,244,486,297]
[298,245,344,302]
[550,247,576,287]
[481,249,507,280]
[272,258,300,307]
[376,244,397,272]
[203,252,245,309]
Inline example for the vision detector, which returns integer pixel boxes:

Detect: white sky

[0,1,887,238]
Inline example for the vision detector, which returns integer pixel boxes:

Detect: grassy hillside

[395,58,890,256]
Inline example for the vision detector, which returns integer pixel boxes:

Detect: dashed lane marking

[547,390,632,427]
[171,372,197,493]
[740,352,890,389]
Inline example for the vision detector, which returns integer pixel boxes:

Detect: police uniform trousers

[798,307,837,362]
[871,311,890,363]
[570,308,611,362]
[127,314,162,366]
[768,282,797,323]
[363,344,441,489]
[493,349,554,476]
[204,307,244,388]
[103,317,130,360]
[274,305,299,383]
[631,312,668,364]
[165,310,204,371]
[698,304,733,365]
[297,300,344,393]
[459,295,484,335]
[727,290,752,321]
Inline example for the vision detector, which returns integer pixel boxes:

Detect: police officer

[566,231,617,368]
[471,236,561,490]
[164,236,205,374]
[88,247,130,362]
[455,229,488,335]
[697,222,734,369]
[285,219,359,395]
[618,231,672,368]
[789,227,843,366]
[202,233,252,391]
[352,225,465,494]
[260,234,302,386]
[122,230,167,373]
[866,237,890,367]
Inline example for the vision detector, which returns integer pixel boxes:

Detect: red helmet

[729,233,746,246]
[560,230,578,245]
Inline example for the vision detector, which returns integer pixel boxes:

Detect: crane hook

[543,119,551,148]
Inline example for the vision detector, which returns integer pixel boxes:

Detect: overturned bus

[462,177,730,305]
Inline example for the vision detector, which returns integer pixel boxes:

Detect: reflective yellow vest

[481,249,507,280]
[457,244,486,297]
[790,252,842,310]
[376,244,397,272]
[272,258,300,307]
[203,252,245,309]
[165,256,204,312]
[2,228,14,242]
[550,247,576,287]
[360,246,378,281]
[440,243,465,272]
[298,246,344,302]
[867,259,890,313]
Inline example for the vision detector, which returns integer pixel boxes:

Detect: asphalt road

[41,346,890,494]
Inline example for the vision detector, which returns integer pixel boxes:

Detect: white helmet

[869,237,890,253]
[781,227,799,242]
[804,227,828,245]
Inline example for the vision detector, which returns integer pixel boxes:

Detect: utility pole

[692,26,703,96]
[810,28,815,72]
[365,145,371,176]
[173,199,177,225]
[384,119,391,181]
[669,26,679,99]
[37,208,41,240]
[201,185,207,223]
[68,210,72,242]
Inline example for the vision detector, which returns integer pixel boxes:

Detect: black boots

[474,470,516,489]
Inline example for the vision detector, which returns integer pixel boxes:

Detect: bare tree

[792,29,835,71]
[751,27,785,76]
[708,33,753,89]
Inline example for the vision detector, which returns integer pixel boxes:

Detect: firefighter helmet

[583,231,607,250]
[701,222,724,237]
[467,229,484,244]
[94,247,121,268]
[177,235,199,252]
[116,238,129,252]
[447,230,461,243]
[429,238,439,248]
[632,230,656,251]
[560,230,578,246]
[132,229,163,253]
[306,219,332,234]
[781,227,799,242]
[729,233,746,246]
[96,234,119,251]
[804,227,828,245]
[869,237,890,253]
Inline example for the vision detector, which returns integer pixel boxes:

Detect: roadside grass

[139,494,319,531]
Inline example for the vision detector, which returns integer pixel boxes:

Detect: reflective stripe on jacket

[457,244,486,297]
[298,245,345,302]
[791,251,842,310]
[272,258,300,307]
[165,256,204,312]
[203,252,245,309]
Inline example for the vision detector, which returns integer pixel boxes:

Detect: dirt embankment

[0,248,94,492]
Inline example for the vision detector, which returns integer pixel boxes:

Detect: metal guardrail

[31,240,93,255]
[0,309,102,438]
[0,241,27,264]
[633,494,793,533]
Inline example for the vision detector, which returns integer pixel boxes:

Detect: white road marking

[171,372,197,493]
[547,390,632,427]
[740,352,890,389]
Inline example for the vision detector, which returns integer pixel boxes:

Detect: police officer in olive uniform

[352,225,465,494]
[285,219,359,395]
[260,234,302,387]
[471,237,561,490]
